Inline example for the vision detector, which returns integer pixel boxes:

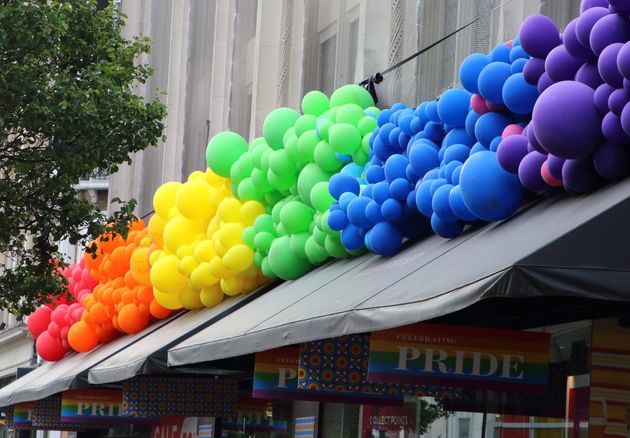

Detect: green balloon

[206,131,249,177]
[254,231,275,253]
[280,201,314,234]
[237,178,264,201]
[229,153,254,185]
[329,123,361,154]
[254,251,264,268]
[336,104,365,126]
[284,134,300,163]
[268,236,313,279]
[276,223,287,236]
[264,190,285,207]
[242,226,256,248]
[361,133,372,154]
[269,149,296,176]
[295,114,318,137]
[313,226,327,246]
[296,130,319,164]
[352,147,369,166]
[358,116,378,136]
[251,142,270,168]
[251,168,272,192]
[260,149,273,174]
[282,127,296,146]
[254,214,276,235]
[316,118,333,141]
[302,90,330,116]
[250,136,267,148]
[314,140,342,172]
[329,85,374,109]
[310,181,335,212]
[320,210,336,235]
[261,256,276,279]
[297,163,330,207]
[324,235,349,258]
[305,236,328,264]
[290,232,310,259]
[365,106,381,116]
[267,168,296,192]
[263,107,300,150]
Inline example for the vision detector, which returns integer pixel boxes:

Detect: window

[459,417,471,438]
[319,35,337,97]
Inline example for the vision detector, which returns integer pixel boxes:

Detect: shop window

[458,418,470,438]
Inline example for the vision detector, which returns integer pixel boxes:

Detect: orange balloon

[118,304,149,334]
[124,271,139,288]
[138,303,149,316]
[90,303,108,324]
[112,315,121,332]
[68,321,99,352]
[121,288,135,304]
[136,286,154,305]
[149,300,171,319]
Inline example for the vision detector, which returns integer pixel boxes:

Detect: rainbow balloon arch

[28,1,630,361]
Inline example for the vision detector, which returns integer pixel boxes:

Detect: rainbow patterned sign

[60,389,143,424]
[368,323,550,392]
[13,402,34,428]
[253,347,303,400]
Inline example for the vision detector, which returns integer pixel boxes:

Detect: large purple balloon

[547,154,566,179]
[523,57,546,85]
[608,88,629,115]
[609,0,630,15]
[594,83,616,113]
[545,45,584,82]
[562,158,604,193]
[617,42,630,80]
[602,111,630,144]
[620,101,630,135]
[532,81,603,159]
[518,151,550,192]
[594,142,630,180]
[575,60,604,90]
[496,134,529,173]
[519,14,561,59]
[598,43,624,88]
[581,0,609,12]
[563,19,594,62]
[590,14,630,56]
[576,7,610,48]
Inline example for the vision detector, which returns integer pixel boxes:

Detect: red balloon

[36,331,67,362]
[51,308,67,326]
[48,321,61,338]
[27,306,52,340]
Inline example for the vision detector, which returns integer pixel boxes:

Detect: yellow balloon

[148,214,165,248]
[217,197,242,223]
[180,287,204,309]
[140,236,152,247]
[176,244,193,259]
[150,255,188,294]
[207,217,220,237]
[222,244,254,273]
[221,276,243,296]
[213,239,227,257]
[177,255,199,276]
[218,223,244,248]
[162,215,205,254]
[200,285,224,307]
[208,256,227,278]
[193,240,215,262]
[176,180,214,221]
[190,262,219,288]
[149,249,164,266]
[243,277,260,292]
[240,201,265,226]
[187,170,205,182]
[208,188,226,209]
[154,289,183,310]
[205,168,225,187]
[153,182,181,220]
[242,265,260,278]
[130,246,152,286]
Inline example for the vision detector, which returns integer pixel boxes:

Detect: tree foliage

[0,0,166,314]
[418,398,450,434]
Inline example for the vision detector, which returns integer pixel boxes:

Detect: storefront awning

[168,177,630,367]
[0,316,174,407]
[87,289,265,384]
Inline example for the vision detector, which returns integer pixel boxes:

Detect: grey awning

[0,317,174,407]
[88,290,263,385]
[168,177,630,366]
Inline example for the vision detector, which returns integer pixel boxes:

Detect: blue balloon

[389,178,411,201]
[339,192,356,211]
[366,200,384,224]
[409,117,424,134]
[489,136,502,152]
[432,184,458,222]
[329,173,360,199]
[372,136,398,161]
[465,111,481,140]
[424,121,445,144]
[425,101,440,123]
[384,154,409,182]
[415,179,434,217]
[437,89,471,127]
[330,202,341,212]
[431,213,463,238]
[443,144,471,164]
[474,112,511,147]
[409,143,439,178]
[502,73,539,114]
[451,164,463,185]
[448,185,477,221]
[370,155,383,166]
[377,109,393,127]
[510,58,528,74]
[401,213,432,240]
[341,224,364,251]
[362,184,373,198]
[443,128,474,147]
[444,160,463,183]
[424,168,440,181]
[470,142,487,156]
[429,178,448,196]
[365,164,385,183]
[328,209,349,231]
[391,102,407,112]
[341,162,364,178]
[379,123,396,144]
[509,45,529,63]
[381,198,404,223]
[347,196,372,228]
[398,114,415,135]
[438,166,447,179]
[388,127,403,147]
[491,44,511,63]
[369,222,403,256]
[459,151,524,222]
[372,181,391,204]
[405,164,420,184]
[416,102,429,123]
[460,53,492,94]
[478,62,512,104]
[406,189,417,209]
[398,131,411,150]
[335,153,352,162]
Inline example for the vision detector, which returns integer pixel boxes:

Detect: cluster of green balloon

[205,85,378,279]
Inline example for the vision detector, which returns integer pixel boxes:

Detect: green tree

[418,398,450,435]
[0,0,166,314]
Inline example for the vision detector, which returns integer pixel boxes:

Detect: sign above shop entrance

[368,323,550,391]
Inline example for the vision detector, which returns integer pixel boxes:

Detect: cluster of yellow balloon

[148,169,268,310]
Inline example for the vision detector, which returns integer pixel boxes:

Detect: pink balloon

[72,308,84,322]
[51,308,67,326]
[27,306,52,340]
[471,94,489,114]
[541,160,563,186]
[71,266,82,282]
[79,257,86,268]
[505,39,514,49]
[48,321,61,338]
[60,326,70,341]
[67,303,80,314]
[36,331,67,362]
[502,124,525,139]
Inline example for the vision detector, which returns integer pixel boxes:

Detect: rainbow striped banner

[13,402,34,428]
[253,347,304,400]
[368,323,550,392]
[60,389,148,424]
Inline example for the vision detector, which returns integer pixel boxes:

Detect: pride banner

[60,389,149,424]
[368,323,550,392]
[13,402,34,428]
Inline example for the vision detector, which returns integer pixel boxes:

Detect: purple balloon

[526,121,546,153]
[545,45,584,82]
[617,42,630,80]
[581,0,609,12]
[518,151,550,192]
[609,0,630,15]
[523,57,546,85]
[496,135,529,173]
[594,83,616,113]
[602,111,630,143]
[576,7,610,48]
[519,14,561,59]
[537,72,554,94]
[532,81,603,159]
[590,14,630,56]
[609,88,629,115]
[625,79,630,96]
[594,142,630,180]
[598,43,624,88]
[547,154,566,179]
[562,158,605,193]
[575,60,604,89]
[563,19,594,62]
[620,101,630,135]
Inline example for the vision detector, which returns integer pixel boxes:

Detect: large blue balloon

[329,173,360,199]
[408,143,439,178]
[437,89,471,128]
[460,53,492,94]
[474,112,512,147]
[478,62,513,104]
[502,73,539,114]
[459,151,524,221]
[369,222,403,256]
